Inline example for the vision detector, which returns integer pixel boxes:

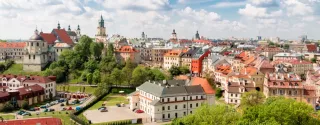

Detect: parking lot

[84,106,149,124]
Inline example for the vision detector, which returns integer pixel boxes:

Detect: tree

[179,66,190,74]
[90,42,104,60]
[121,60,136,85]
[240,90,265,108]
[284,44,290,49]
[131,66,148,86]
[107,43,114,57]
[169,66,181,77]
[311,58,317,63]
[86,73,93,84]
[74,35,93,59]
[239,97,320,125]
[150,69,166,81]
[85,59,98,73]
[172,104,240,125]
[93,70,101,84]
[1,102,14,112]
[22,100,29,110]
[111,68,123,86]
[215,88,222,98]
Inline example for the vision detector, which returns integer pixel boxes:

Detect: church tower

[23,27,49,71]
[76,25,81,37]
[142,32,145,39]
[68,25,71,31]
[95,15,108,43]
[171,29,177,40]
[195,31,200,40]
[57,22,61,30]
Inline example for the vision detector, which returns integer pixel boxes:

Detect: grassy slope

[3,64,43,75]
[0,115,15,120]
[56,85,97,94]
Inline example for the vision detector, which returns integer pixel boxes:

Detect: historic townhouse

[115,45,141,64]
[264,73,317,107]
[232,51,256,72]
[180,47,199,69]
[163,49,185,70]
[272,59,313,75]
[128,79,215,122]
[273,53,303,61]
[256,46,284,60]
[191,46,211,76]
[0,42,26,63]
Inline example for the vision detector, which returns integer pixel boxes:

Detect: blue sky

[0,0,320,40]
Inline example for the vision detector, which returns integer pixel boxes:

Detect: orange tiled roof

[116,45,138,53]
[164,49,184,57]
[0,42,26,48]
[240,66,258,75]
[191,77,215,94]
[40,32,57,45]
[216,64,232,75]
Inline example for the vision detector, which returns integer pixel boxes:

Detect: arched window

[36,42,39,46]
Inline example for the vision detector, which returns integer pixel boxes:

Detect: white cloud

[281,0,313,16]
[302,16,315,21]
[238,4,282,18]
[211,1,246,8]
[101,0,171,11]
[248,0,274,5]
[178,7,221,21]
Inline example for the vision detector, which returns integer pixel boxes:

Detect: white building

[0,74,56,99]
[128,79,215,122]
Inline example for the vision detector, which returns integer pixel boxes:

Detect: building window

[167,98,170,102]
[183,97,185,101]
[29,55,31,59]
[175,113,178,118]
[162,98,164,102]
[190,104,192,108]
[175,97,177,101]
[190,111,192,114]
[190,96,192,100]
[162,106,165,111]
[183,104,186,108]
[168,114,170,119]
[183,112,186,116]
[231,99,233,102]
[33,55,35,59]
[175,105,177,109]
[196,96,198,100]
[201,96,203,99]
[231,94,233,97]
[235,100,238,103]
[196,103,198,107]
[163,114,165,119]
[168,106,170,110]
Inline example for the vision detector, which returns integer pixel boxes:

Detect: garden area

[57,85,97,94]
[2,64,44,75]
[24,111,72,125]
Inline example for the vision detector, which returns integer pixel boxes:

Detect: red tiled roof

[164,49,183,57]
[1,118,62,125]
[40,33,57,45]
[0,91,9,98]
[193,40,212,44]
[116,45,138,53]
[53,29,73,45]
[191,77,215,94]
[0,42,26,48]
[29,84,45,92]
[260,61,274,69]
[306,44,317,52]
[240,66,258,75]
[24,76,54,84]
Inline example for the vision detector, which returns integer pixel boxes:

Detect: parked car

[49,109,55,112]
[61,107,67,111]
[116,103,121,107]
[132,108,137,112]
[135,109,144,113]
[58,98,65,103]
[98,107,106,111]
[40,105,47,109]
[100,109,108,112]
[34,107,40,110]
[67,107,73,110]
[28,108,36,111]
[60,103,65,106]
[43,108,49,112]
[17,110,25,115]
[22,112,31,116]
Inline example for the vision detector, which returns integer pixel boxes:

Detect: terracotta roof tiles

[191,77,215,94]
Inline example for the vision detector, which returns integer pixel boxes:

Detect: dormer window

[280,82,284,86]
[273,82,277,86]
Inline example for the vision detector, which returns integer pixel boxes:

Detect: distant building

[256,46,284,59]
[0,42,26,63]
[273,53,303,61]
[115,45,141,64]
[163,49,185,70]
[195,31,200,40]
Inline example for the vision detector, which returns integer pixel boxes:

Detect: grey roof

[67,31,77,36]
[137,80,205,97]
[181,47,200,58]
[150,99,161,106]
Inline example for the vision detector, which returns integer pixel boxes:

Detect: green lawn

[0,115,15,120]
[89,94,129,110]
[24,111,72,125]
[3,64,44,75]
[57,85,97,94]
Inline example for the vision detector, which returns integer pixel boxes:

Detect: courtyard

[84,106,149,124]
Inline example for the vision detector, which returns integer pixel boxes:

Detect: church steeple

[142,32,145,39]
[195,31,200,40]
[57,22,61,29]
[171,29,177,40]
[77,25,80,30]
[99,15,104,28]
[68,25,71,31]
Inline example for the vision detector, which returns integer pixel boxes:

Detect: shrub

[22,100,29,110]
[1,102,14,112]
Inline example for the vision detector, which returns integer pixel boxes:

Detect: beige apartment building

[163,49,184,70]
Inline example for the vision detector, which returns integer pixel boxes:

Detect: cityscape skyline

[1,0,320,40]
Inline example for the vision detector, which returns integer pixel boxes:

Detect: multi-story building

[214,63,232,88]
[151,47,173,64]
[0,74,56,99]
[306,70,320,97]
[128,79,214,122]
[256,46,284,60]
[0,42,26,63]
[306,44,318,53]
[191,46,211,76]
[0,84,45,110]
[163,49,184,70]
[289,43,308,53]
[272,59,313,75]
[263,73,317,107]
[232,51,256,72]
[23,29,49,71]
[115,46,141,64]
[273,53,303,61]
[181,47,199,69]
